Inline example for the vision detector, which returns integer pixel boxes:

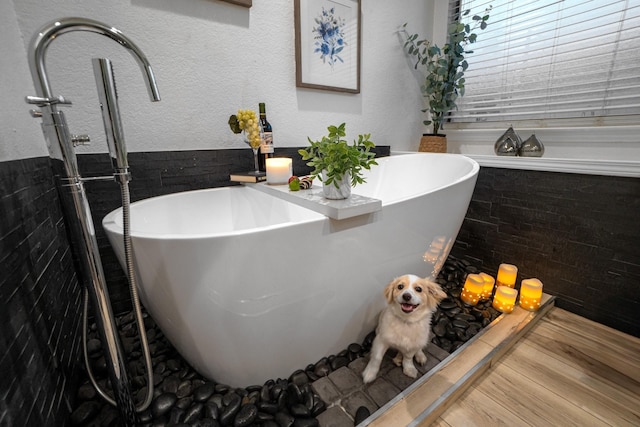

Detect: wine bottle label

[260,131,274,153]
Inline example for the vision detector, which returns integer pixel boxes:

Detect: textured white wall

[0,0,46,160]
[1,0,433,162]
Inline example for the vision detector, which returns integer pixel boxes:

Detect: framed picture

[220,0,252,7]
[295,0,361,93]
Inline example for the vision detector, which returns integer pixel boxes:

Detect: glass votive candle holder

[519,278,543,311]
[496,263,518,288]
[460,274,484,306]
[479,272,495,299]
[492,285,518,313]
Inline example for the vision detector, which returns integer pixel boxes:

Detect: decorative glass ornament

[519,133,545,157]
[494,126,522,156]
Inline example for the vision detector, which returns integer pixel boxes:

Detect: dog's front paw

[403,364,418,379]
[415,350,427,365]
[392,353,403,367]
[362,363,379,384]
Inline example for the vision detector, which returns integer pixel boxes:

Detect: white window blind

[449,0,640,124]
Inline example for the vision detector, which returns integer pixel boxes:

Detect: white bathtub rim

[383,152,479,204]
[102,186,327,240]
[102,153,479,240]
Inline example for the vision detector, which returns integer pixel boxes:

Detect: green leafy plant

[299,123,377,188]
[401,7,491,135]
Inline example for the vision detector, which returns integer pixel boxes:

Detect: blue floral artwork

[312,7,347,69]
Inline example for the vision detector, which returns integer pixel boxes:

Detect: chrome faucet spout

[29,17,160,102]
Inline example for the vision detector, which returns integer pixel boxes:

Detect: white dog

[362,274,447,384]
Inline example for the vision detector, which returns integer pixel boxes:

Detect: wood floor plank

[473,358,610,426]
[544,307,640,351]
[526,317,640,396]
[431,307,640,427]
[429,419,453,427]
[502,339,640,426]
[437,384,533,427]
[539,309,640,381]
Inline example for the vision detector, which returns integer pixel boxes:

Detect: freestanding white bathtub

[103,153,479,386]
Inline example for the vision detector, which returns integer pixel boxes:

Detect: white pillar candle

[496,263,518,288]
[266,158,292,185]
[492,286,518,314]
[519,278,543,311]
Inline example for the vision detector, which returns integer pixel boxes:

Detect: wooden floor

[432,307,640,426]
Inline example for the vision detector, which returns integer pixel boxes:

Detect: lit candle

[496,263,518,288]
[479,272,495,299]
[492,286,518,313]
[519,278,543,311]
[266,158,292,185]
[460,274,484,306]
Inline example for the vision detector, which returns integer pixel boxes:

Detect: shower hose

[82,178,154,412]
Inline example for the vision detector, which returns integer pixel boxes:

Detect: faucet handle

[25,95,72,106]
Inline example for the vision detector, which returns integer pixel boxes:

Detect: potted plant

[401,7,491,152]
[299,123,377,199]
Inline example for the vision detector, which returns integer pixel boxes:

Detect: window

[448,0,640,125]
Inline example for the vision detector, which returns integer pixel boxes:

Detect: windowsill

[465,155,640,178]
[442,125,640,178]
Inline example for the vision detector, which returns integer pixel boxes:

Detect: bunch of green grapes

[237,109,261,149]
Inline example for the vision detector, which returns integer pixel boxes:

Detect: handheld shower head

[93,57,130,180]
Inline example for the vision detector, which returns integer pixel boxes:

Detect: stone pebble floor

[71,256,500,426]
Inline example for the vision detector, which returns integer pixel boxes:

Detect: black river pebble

[151,392,177,418]
[234,403,258,426]
[354,406,371,425]
[194,383,216,402]
[70,401,99,426]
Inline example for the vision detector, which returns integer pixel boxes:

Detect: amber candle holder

[496,263,518,288]
[460,274,484,306]
[479,272,495,300]
[519,278,543,311]
[492,286,518,314]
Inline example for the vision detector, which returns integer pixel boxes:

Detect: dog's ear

[428,282,447,302]
[422,279,447,304]
[383,279,397,303]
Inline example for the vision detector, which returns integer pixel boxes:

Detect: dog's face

[384,274,447,319]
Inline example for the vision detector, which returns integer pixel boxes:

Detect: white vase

[322,170,351,199]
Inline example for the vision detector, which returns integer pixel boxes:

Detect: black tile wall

[0,157,83,426]
[451,167,640,337]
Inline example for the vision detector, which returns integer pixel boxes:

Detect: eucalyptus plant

[299,123,377,188]
[402,7,491,135]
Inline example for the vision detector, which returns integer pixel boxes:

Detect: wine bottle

[259,102,274,171]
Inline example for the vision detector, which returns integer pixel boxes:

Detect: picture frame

[294,0,361,93]
[220,0,252,7]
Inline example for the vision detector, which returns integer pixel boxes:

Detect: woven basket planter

[419,134,447,153]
